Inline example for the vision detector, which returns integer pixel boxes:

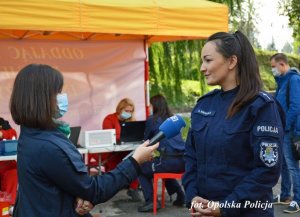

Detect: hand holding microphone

[132,140,159,164]
[124,114,186,162]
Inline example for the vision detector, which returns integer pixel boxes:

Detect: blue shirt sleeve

[39,144,138,205]
[286,75,300,131]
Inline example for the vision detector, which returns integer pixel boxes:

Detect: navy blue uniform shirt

[13,126,139,217]
[183,87,284,217]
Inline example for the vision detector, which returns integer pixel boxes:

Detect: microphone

[123,114,186,160]
[148,114,186,146]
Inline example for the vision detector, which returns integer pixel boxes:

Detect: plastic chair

[153,173,183,215]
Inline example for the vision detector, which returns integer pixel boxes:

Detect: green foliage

[210,0,242,15]
[279,0,300,53]
[266,37,277,51]
[150,46,300,111]
[149,40,205,107]
[282,42,293,54]
[181,116,191,140]
[148,0,300,111]
[229,0,260,47]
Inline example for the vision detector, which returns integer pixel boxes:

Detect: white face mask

[120,111,132,120]
[271,67,281,77]
[55,93,68,118]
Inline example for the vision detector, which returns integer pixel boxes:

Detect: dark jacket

[183,87,284,217]
[13,126,139,217]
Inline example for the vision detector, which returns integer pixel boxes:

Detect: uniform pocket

[192,121,207,163]
[223,122,251,134]
[192,121,207,132]
[222,123,252,164]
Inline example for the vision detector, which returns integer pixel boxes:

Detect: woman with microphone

[10,64,158,217]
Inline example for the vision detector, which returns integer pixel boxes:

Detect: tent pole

[144,40,150,118]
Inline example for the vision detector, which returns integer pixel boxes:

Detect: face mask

[149,107,153,115]
[55,93,68,118]
[271,67,281,77]
[121,111,132,120]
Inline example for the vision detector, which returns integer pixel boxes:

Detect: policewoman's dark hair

[207,31,262,118]
[150,94,173,121]
[10,64,63,129]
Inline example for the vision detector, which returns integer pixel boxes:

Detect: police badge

[260,142,278,167]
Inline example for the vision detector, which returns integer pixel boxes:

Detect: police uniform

[183,87,284,217]
[139,116,185,203]
[13,126,139,217]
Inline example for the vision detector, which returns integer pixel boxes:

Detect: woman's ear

[228,55,238,70]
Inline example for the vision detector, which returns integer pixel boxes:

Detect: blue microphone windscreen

[159,114,186,139]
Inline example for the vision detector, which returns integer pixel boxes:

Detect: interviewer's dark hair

[10,64,63,129]
[150,94,173,121]
[207,31,262,118]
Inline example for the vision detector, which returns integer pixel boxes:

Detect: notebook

[120,121,146,144]
[69,126,82,148]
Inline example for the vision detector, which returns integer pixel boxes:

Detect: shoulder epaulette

[257,91,274,103]
[197,89,220,102]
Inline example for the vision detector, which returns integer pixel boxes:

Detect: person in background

[138,94,185,212]
[10,64,158,217]
[0,117,18,206]
[93,98,140,201]
[271,53,300,214]
[183,31,285,217]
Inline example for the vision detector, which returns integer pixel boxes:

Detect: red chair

[153,173,184,215]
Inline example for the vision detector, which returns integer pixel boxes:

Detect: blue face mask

[121,111,132,120]
[55,93,68,118]
[149,106,153,115]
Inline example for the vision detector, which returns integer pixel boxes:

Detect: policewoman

[182,31,284,217]
[138,94,185,212]
[10,64,158,217]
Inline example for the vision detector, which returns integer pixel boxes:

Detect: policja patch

[259,142,278,167]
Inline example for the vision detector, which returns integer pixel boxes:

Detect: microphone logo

[170,115,179,122]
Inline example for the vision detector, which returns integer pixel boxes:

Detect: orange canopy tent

[0,0,228,129]
[0,0,228,42]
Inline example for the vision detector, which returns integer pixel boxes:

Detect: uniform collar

[21,126,58,136]
[220,85,239,98]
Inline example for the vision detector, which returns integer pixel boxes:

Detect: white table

[86,143,141,174]
[87,143,141,154]
[0,155,17,161]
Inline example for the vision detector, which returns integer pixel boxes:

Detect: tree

[282,41,293,53]
[279,0,300,53]
[229,0,260,47]
[266,37,277,51]
[148,0,244,107]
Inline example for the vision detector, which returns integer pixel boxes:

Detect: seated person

[88,98,141,201]
[0,117,18,205]
[138,94,185,212]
